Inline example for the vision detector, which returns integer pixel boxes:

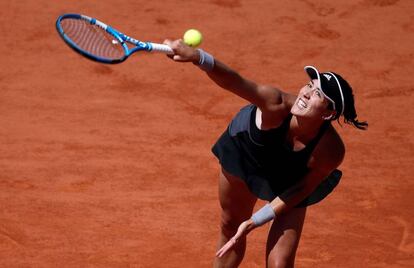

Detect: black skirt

[212,128,342,207]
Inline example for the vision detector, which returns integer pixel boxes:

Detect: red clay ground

[0,0,413,267]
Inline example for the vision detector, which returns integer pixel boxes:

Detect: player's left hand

[216,219,256,258]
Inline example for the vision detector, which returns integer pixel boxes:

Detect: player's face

[291,79,332,119]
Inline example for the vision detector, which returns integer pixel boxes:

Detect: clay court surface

[0,0,413,267]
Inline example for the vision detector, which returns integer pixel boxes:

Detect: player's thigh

[266,207,307,268]
[218,168,257,225]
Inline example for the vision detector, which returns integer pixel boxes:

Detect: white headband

[326,72,345,116]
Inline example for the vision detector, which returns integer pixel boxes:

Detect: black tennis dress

[212,104,341,207]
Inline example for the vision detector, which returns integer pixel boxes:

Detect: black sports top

[212,104,336,204]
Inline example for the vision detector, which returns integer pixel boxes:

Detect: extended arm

[163,39,284,111]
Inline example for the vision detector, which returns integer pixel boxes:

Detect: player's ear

[322,110,336,121]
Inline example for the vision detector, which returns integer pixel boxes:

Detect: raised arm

[164,39,284,111]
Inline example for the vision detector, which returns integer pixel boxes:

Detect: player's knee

[219,216,241,238]
[267,253,295,268]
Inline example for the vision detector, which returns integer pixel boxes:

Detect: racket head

[56,14,128,64]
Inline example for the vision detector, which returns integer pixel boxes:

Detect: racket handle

[150,43,174,54]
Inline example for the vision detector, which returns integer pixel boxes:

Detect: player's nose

[303,89,312,99]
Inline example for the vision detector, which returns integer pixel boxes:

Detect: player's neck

[289,115,325,143]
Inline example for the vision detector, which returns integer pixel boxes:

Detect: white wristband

[196,49,214,72]
[251,204,275,226]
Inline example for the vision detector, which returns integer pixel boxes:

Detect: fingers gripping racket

[56,14,173,64]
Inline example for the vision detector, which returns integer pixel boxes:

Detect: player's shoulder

[256,85,295,113]
[255,85,295,128]
[310,125,345,171]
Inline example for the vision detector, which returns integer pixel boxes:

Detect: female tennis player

[164,39,367,268]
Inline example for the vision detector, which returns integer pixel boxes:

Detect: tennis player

[164,39,367,268]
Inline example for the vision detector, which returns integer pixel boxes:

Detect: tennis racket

[56,14,173,64]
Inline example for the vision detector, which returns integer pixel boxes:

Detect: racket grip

[151,43,174,54]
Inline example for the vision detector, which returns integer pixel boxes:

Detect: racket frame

[56,14,171,64]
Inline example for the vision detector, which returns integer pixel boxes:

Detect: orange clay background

[0,0,413,267]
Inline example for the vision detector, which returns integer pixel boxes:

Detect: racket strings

[60,18,124,60]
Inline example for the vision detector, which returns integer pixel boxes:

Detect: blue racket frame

[56,14,165,64]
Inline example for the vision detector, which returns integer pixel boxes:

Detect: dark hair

[331,73,368,130]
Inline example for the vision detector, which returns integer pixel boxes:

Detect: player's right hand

[163,39,200,63]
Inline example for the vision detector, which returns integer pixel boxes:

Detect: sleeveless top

[212,104,339,204]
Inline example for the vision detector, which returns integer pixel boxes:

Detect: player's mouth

[297,98,307,109]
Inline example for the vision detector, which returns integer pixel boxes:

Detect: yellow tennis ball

[183,29,203,47]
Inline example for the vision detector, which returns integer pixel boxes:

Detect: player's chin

[291,107,315,119]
